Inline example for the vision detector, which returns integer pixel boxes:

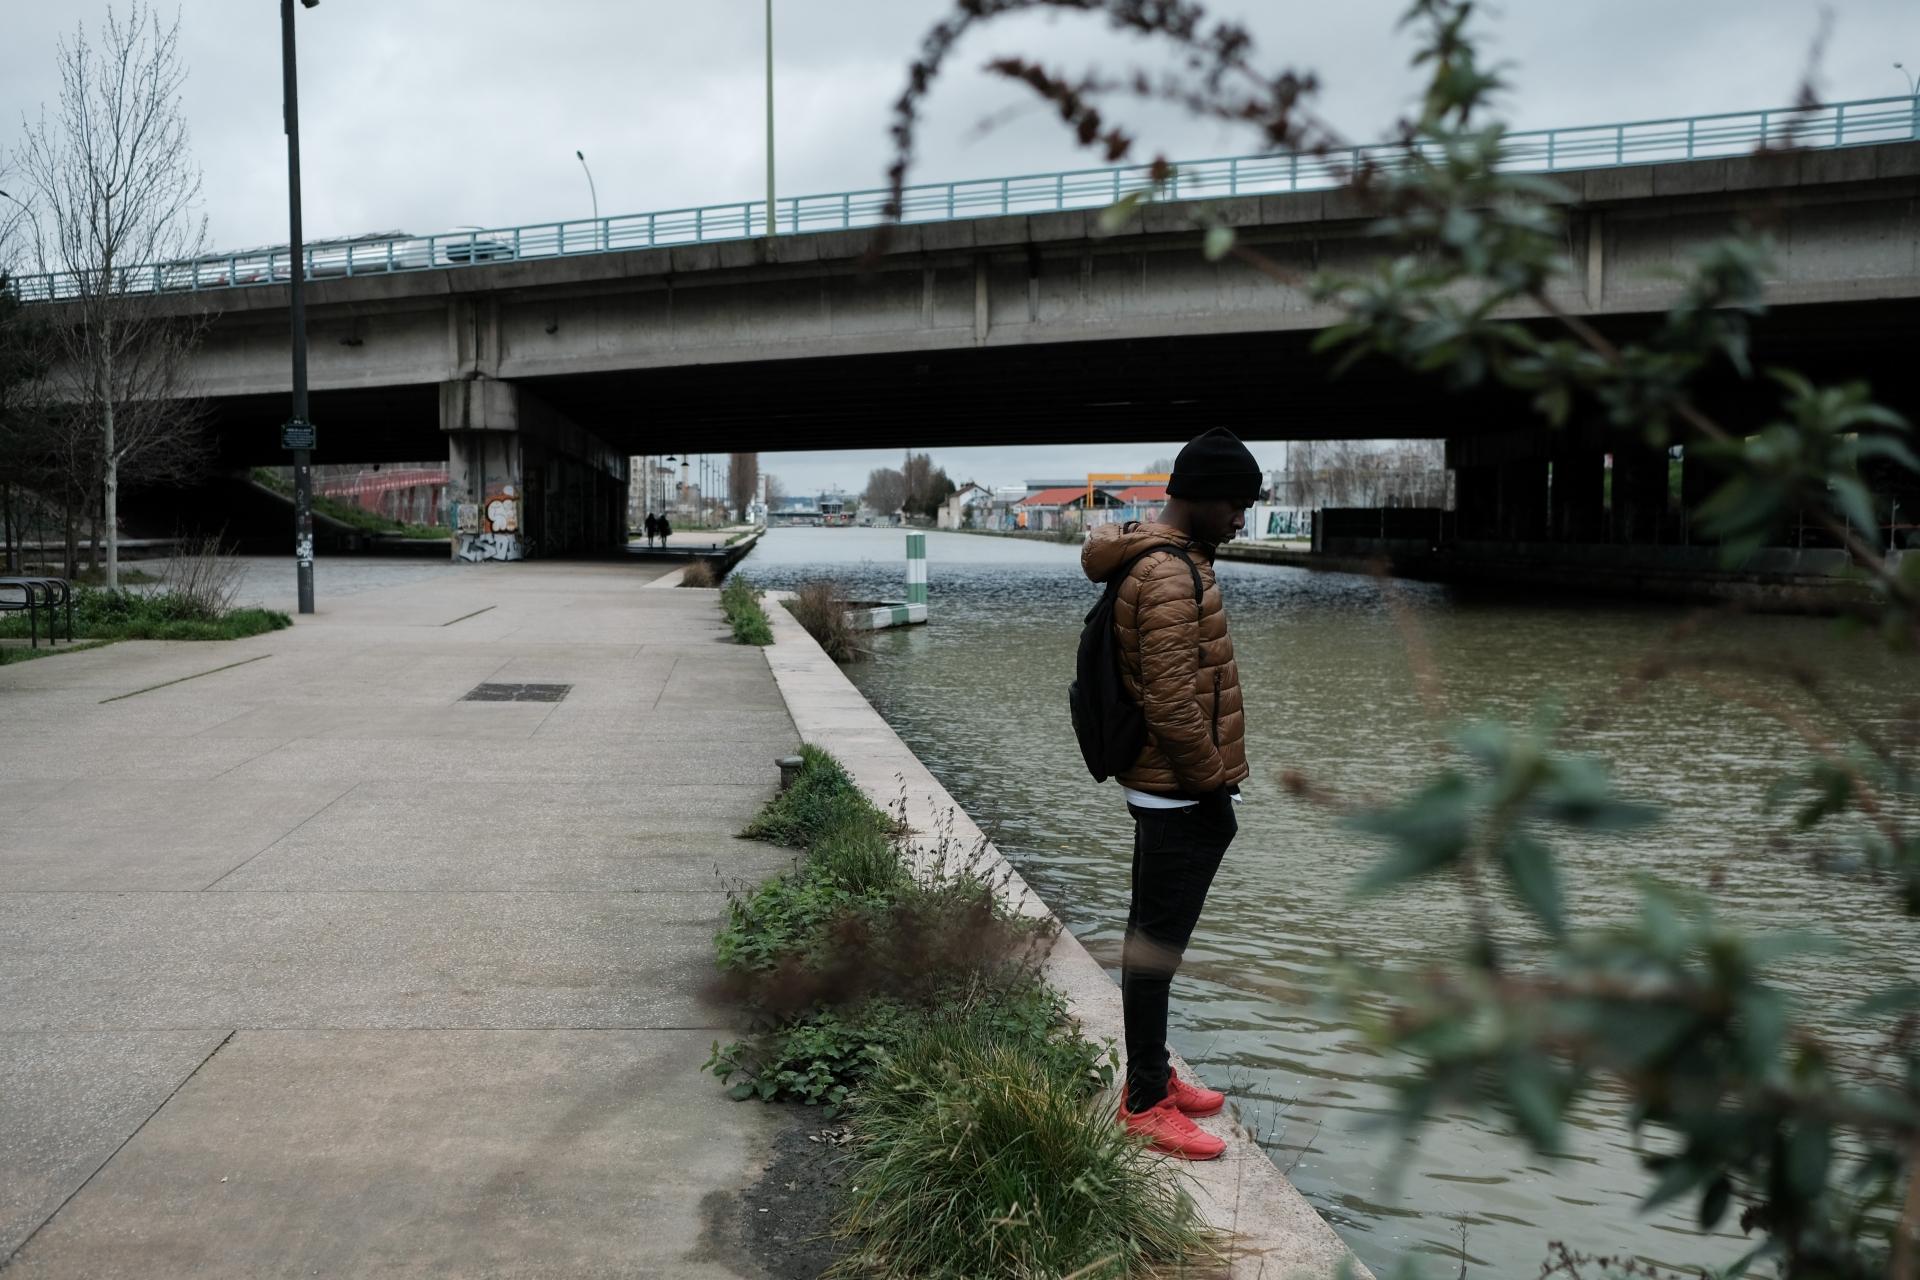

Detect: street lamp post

[575,149,600,249]
[1900,64,1920,140]
[764,0,775,236]
[281,0,319,615]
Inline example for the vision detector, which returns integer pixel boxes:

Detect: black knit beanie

[1167,427,1261,502]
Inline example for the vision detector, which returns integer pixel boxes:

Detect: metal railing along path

[10,96,1919,304]
[0,576,74,650]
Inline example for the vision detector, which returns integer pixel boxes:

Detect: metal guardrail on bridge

[10,96,1919,304]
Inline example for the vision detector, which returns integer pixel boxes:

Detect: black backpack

[1069,544,1204,782]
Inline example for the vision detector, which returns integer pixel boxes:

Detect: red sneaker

[1118,1092,1227,1161]
[1167,1069,1225,1117]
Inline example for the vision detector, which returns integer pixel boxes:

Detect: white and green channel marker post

[850,532,930,629]
[906,532,927,606]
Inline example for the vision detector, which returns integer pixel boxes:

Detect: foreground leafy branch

[892,1,1920,1275]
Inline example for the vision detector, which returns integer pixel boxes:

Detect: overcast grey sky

[4,1,1916,494]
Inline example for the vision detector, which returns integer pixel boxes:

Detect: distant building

[937,482,992,530]
[1085,484,1168,528]
[1015,486,1121,532]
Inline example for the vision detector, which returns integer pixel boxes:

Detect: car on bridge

[163,227,516,290]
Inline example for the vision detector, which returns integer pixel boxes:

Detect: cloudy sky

[4,0,1916,494]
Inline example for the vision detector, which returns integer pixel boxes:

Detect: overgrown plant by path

[719,574,773,645]
[708,747,1213,1277]
[891,1,1920,1277]
[783,579,867,663]
[836,1029,1214,1279]
[0,585,288,643]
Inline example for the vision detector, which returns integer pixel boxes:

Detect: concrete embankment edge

[758,593,1371,1280]
[641,529,765,589]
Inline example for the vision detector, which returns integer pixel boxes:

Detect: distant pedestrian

[656,514,671,546]
[1074,426,1259,1162]
[644,513,660,548]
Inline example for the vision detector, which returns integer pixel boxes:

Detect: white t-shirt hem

[1119,785,1245,809]
[1121,786,1197,810]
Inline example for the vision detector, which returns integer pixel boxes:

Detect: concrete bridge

[30,100,1920,561]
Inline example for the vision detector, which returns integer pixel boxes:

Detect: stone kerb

[758,592,1371,1280]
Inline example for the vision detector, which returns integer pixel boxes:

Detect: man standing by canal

[1079,426,1259,1161]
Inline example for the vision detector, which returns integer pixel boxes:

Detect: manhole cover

[462,682,571,703]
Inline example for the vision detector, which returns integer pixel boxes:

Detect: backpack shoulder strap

[1119,544,1203,605]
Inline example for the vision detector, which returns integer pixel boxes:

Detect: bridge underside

[130,142,1920,568]
[196,297,1920,466]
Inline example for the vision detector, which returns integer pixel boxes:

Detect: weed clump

[837,1032,1217,1278]
[740,745,891,849]
[784,579,866,663]
[719,574,773,645]
[708,746,1211,1277]
[678,559,717,588]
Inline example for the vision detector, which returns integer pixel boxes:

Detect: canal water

[741,526,1916,1278]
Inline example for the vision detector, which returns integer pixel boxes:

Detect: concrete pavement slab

[0,778,352,892]
[216,733,796,784]
[212,783,794,891]
[0,890,740,1031]
[0,1031,228,1262]
[5,1030,781,1280]
[1,559,793,1276]
[0,735,285,785]
[195,701,558,740]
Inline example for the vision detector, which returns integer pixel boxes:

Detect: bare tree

[864,466,908,514]
[764,472,786,507]
[729,451,760,515]
[21,1,210,586]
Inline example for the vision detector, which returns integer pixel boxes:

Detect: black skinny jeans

[1121,789,1235,1109]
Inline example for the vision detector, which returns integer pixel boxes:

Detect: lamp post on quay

[281,0,320,614]
[575,149,601,249]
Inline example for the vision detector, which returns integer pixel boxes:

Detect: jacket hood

[1081,521,1202,584]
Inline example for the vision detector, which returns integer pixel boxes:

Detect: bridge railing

[8,96,1918,304]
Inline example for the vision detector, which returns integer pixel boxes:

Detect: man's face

[1193,499,1248,546]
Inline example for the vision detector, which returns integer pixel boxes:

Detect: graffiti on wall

[484,491,519,533]
[455,531,521,561]
[455,484,523,561]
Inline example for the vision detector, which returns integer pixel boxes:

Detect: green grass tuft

[834,1028,1217,1279]
[740,745,893,849]
[0,587,291,643]
[719,574,774,645]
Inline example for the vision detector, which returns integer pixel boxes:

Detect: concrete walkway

[0,563,800,1277]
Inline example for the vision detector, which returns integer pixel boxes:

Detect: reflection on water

[744,527,1915,1277]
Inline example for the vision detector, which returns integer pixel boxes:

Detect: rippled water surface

[744,527,1915,1277]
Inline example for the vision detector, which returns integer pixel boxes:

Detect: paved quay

[0,561,800,1278]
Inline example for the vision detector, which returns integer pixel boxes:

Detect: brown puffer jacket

[1081,521,1249,796]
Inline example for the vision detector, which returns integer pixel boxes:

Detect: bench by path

[0,562,800,1278]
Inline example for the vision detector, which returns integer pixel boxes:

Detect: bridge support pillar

[1498,458,1550,542]
[1448,432,1549,542]
[1679,444,1722,544]
[440,379,627,562]
[1611,440,1674,545]
[1550,445,1607,542]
